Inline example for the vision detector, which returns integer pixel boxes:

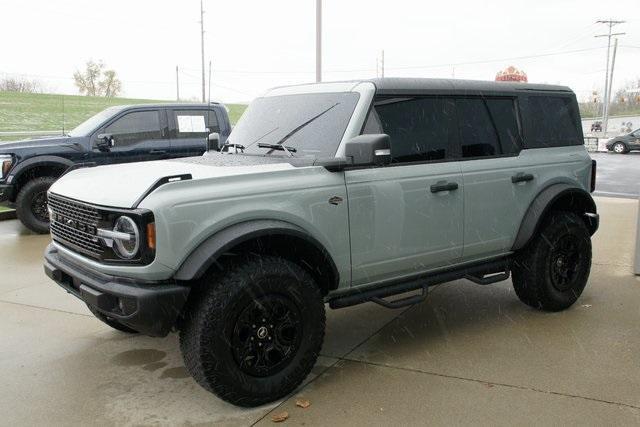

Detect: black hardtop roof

[366,77,573,95]
[112,102,222,110]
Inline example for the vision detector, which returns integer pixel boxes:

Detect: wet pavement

[0,197,639,425]
[591,152,640,198]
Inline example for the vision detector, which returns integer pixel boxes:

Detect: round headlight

[113,216,140,259]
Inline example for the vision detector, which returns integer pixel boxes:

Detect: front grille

[48,193,104,259]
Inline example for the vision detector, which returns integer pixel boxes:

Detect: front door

[91,109,167,165]
[346,96,464,286]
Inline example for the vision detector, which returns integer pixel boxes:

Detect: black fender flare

[10,155,75,182]
[511,184,597,251]
[174,219,340,288]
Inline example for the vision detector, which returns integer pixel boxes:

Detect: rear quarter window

[524,95,582,148]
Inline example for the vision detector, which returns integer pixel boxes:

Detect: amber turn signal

[146,223,156,250]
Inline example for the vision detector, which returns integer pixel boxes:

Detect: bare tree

[99,69,122,97]
[73,60,103,96]
[73,60,122,97]
[0,76,44,93]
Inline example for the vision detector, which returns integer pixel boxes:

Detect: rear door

[168,108,221,157]
[457,97,526,259]
[347,96,464,286]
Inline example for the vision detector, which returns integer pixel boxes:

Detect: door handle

[430,181,459,193]
[511,173,534,184]
[150,150,167,155]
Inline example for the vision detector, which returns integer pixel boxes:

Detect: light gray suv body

[44,78,599,407]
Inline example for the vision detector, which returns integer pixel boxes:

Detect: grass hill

[0,91,246,140]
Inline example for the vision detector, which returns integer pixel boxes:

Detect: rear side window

[364,97,456,163]
[485,98,522,154]
[456,98,500,158]
[173,109,219,138]
[525,96,582,148]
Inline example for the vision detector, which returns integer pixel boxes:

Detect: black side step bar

[370,286,429,309]
[464,270,511,285]
[329,258,511,310]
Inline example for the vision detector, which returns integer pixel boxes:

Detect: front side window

[364,97,456,163]
[230,92,360,158]
[526,96,582,148]
[173,109,219,139]
[104,111,161,146]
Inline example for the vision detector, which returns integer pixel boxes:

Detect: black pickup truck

[0,103,231,233]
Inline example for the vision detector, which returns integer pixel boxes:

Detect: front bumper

[0,183,15,203]
[44,243,189,337]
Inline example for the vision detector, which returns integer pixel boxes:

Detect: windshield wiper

[271,102,340,148]
[257,143,297,157]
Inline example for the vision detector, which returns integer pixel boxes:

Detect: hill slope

[0,91,246,138]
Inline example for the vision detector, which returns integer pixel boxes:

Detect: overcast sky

[1,0,638,103]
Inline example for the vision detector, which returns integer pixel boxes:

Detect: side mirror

[96,133,115,151]
[344,134,391,166]
[208,132,220,151]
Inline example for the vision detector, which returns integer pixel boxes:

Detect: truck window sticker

[177,115,207,133]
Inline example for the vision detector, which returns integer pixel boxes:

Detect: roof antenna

[206,59,213,149]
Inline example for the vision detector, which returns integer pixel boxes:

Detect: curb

[0,210,17,221]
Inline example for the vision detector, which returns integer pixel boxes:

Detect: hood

[0,135,78,152]
[49,152,303,208]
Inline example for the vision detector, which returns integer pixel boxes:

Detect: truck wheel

[179,256,325,407]
[16,176,56,234]
[512,211,591,311]
[612,142,627,154]
[87,305,139,334]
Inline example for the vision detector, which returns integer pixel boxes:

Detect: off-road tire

[512,211,591,311]
[87,305,139,333]
[16,176,56,234]
[179,256,325,407]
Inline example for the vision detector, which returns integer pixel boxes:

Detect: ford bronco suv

[0,102,230,233]
[44,78,598,407]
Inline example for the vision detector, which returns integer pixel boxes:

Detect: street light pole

[316,0,322,83]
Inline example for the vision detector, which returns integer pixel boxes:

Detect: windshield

[67,106,124,137]
[229,92,360,158]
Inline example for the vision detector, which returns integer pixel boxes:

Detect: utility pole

[315,0,322,82]
[176,65,180,101]
[381,50,385,78]
[595,19,625,133]
[200,0,206,102]
[605,38,619,134]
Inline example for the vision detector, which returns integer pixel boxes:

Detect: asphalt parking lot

[1,196,639,426]
[591,152,640,198]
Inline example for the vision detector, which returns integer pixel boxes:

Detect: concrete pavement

[0,197,638,425]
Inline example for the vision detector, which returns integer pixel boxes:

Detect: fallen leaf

[271,411,289,423]
[296,399,311,409]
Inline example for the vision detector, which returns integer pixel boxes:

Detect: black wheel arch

[10,156,74,200]
[512,183,598,251]
[174,219,340,294]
